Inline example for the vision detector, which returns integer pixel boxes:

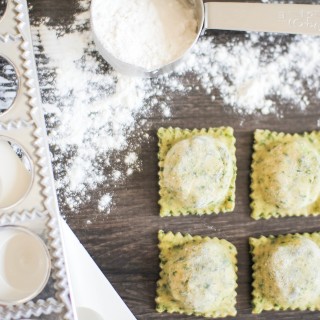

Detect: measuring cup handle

[204,2,320,35]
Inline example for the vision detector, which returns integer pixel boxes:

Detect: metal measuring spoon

[91,0,320,77]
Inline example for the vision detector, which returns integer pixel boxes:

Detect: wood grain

[28,0,320,319]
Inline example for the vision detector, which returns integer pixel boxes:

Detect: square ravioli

[156,230,238,318]
[251,129,320,220]
[158,127,237,217]
[250,233,320,314]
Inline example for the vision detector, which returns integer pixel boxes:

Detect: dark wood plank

[27,0,320,319]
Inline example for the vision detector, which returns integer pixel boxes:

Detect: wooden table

[28,1,320,319]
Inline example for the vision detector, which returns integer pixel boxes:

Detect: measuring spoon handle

[204,2,320,35]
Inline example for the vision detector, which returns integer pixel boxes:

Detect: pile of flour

[91,0,198,71]
[22,0,320,215]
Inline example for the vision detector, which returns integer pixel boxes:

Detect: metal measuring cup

[91,0,320,77]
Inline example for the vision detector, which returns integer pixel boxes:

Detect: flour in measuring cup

[91,0,198,71]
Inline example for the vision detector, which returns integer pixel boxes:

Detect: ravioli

[158,127,237,217]
[251,129,320,219]
[156,230,238,318]
[250,233,320,314]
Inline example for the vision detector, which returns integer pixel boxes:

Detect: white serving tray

[60,219,137,320]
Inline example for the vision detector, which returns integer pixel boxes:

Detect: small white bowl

[76,307,104,320]
[0,226,51,305]
[0,138,34,210]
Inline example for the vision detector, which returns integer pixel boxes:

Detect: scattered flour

[98,193,113,214]
[16,0,320,215]
[125,152,138,166]
[175,34,320,115]
[126,168,134,177]
[112,170,122,182]
[160,103,172,118]
[91,0,198,71]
